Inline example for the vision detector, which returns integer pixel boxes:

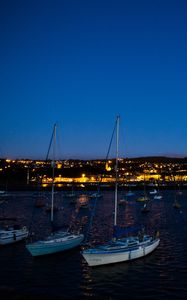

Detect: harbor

[0,189,187,299]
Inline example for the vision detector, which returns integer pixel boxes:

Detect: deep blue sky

[1,0,187,160]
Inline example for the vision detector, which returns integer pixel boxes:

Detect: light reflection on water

[0,190,187,299]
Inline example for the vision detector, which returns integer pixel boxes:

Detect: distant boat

[81,116,160,267]
[137,175,149,202]
[0,225,28,245]
[89,192,102,199]
[136,196,149,202]
[149,189,157,195]
[141,202,150,213]
[154,194,162,200]
[172,181,182,209]
[118,198,127,206]
[173,195,181,209]
[64,185,77,203]
[176,191,183,196]
[26,124,84,257]
[79,194,89,208]
[125,190,135,197]
[153,181,162,199]
[173,201,181,209]
[0,190,10,199]
[89,182,103,199]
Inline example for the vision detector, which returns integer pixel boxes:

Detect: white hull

[0,228,29,245]
[149,189,157,194]
[154,195,162,200]
[82,238,160,267]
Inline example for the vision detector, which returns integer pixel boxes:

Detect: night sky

[1,0,187,160]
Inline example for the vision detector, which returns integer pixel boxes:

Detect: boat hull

[26,234,84,257]
[82,238,160,267]
[0,229,29,245]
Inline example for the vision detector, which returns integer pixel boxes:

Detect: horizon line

[1,154,187,161]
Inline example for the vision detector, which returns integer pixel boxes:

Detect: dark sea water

[0,189,187,299]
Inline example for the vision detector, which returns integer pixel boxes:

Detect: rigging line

[84,196,98,244]
[105,119,117,161]
[46,123,56,161]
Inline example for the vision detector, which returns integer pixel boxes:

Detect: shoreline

[1,182,186,192]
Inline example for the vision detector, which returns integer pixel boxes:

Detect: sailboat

[89,184,103,199]
[141,202,150,213]
[153,181,162,199]
[173,191,181,209]
[125,185,135,197]
[172,178,182,209]
[149,189,157,195]
[153,194,162,200]
[26,124,84,257]
[81,116,160,267]
[64,184,77,203]
[137,178,150,202]
[0,224,28,245]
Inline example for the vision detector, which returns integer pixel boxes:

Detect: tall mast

[51,123,56,223]
[114,115,119,226]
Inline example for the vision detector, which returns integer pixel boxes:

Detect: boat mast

[114,115,119,227]
[51,123,56,223]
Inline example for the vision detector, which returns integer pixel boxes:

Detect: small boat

[79,194,89,208]
[154,194,162,200]
[0,191,10,199]
[176,191,183,196]
[65,192,77,199]
[173,201,181,209]
[89,184,103,199]
[141,203,150,213]
[173,187,182,209]
[0,190,6,195]
[118,198,127,206]
[81,116,160,267]
[136,196,149,202]
[125,190,134,197]
[0,225,29,245]
[149,189,157,195]
[89,192,102,199]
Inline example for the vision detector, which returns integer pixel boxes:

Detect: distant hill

[125,156,187,163]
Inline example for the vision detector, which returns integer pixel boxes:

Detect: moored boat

[82,232,160,267]
[26,124,84,257]
[0,226,29,245]
[81,116,160,267]
[26,231,84,256]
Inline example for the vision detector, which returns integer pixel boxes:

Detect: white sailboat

[26,124,84,257]
[154,194,162,200]
[153,182,162,200]
[149,189,157,195]
[82,116,160,267]
[0,225,28,245]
